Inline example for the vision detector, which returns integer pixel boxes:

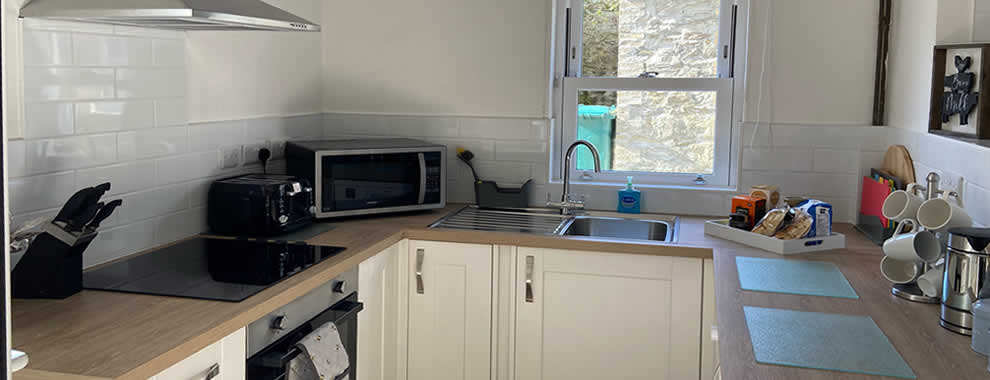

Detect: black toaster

[207,174,314,236]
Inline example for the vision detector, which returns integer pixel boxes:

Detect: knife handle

[87,199,123,230]
[69,202,103,232]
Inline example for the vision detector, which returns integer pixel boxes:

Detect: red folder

[861,176,892,228]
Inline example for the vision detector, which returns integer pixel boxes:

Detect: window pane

[576,90,716,175]
[581,0,720,78]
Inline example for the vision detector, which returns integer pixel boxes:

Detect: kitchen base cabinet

[358,241,405,380]
[149,327,246,380]
[407,240,494,380]
[513,248,703,380]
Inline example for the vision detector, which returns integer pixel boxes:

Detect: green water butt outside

[576,105,615,171]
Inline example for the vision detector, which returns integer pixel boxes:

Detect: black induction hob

[83,237,345,302]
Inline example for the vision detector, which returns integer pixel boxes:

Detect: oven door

[247,294,363,380]
[316,149,444,217]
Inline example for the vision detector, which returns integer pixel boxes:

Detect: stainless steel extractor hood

[20,0,320,31]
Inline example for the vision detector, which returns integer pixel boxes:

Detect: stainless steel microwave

[286,139,446,218]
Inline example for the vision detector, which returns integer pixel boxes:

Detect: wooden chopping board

[882,145,916,184]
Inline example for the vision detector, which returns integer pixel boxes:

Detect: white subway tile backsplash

[118,126,188,160]
[156,151,221,185]
[429,138,496,161]
[23,19,114,34]
[741,171,858,199]
[156,207,207,245]
[155,98,188,127]
[742,148,813,172]
[813,149,860,174]
[323,113,390,136]
[387,116,459,137]
[459,118,548,140]
[117,184,190,224]
[286,115,324,138]
[245,117,290,142]
[75,100,155,133]
[25,134,117,175]
[76,160,157,196]
[495,140,549,163]
[73,34,152,67]
[473,161,533,185]
[189,121,244,152]
[9,171,76,215]
[23,31,72,65]
[7,140,27,178]
[113,26,184,40]
[116,68,186,98]
[188,178,214,207]
[964,182,990,226]
[84,219,157,268]
[152,39,186,67]
[24,67,115,101]
[24,102,74,139]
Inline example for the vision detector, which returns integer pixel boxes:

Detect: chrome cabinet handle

[525,255,534,303]
[204,363,220,380]
[416,248,425,294]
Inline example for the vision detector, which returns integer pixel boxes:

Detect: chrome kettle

[941,227,990,335]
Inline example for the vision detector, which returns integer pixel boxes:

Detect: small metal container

[941,228,990,335]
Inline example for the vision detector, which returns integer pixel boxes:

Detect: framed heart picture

[929,44,990,139]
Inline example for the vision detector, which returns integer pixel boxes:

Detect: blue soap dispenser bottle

[617,176,641,214]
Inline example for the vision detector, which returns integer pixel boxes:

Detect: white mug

[882,183,925,222]
[880,256,923,284]
[918,192,972,232]
[882,219,942,263]
[917,264,945,298]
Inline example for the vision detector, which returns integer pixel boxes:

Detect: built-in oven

[247,268,361,380]
[286,139,446,219]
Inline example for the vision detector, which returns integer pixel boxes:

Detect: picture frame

[929,43,990,139]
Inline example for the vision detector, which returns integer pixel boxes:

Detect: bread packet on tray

[752,207,791,236]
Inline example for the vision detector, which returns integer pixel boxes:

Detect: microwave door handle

[418,153,427,205]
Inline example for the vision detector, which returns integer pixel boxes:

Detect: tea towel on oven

[287,322,350,380]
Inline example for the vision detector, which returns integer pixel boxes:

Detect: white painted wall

[885,0,990,226]
[743,0,878,125]
[320,0,551,118]
[187,0,324,123]
[887,0,937,133]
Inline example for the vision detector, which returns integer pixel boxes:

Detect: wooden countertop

[11,204,988,379]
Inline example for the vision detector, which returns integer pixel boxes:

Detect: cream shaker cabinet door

[407,240,493,380]
[358,241,405,380]
[149,327,246,380]
[514,248,703,380]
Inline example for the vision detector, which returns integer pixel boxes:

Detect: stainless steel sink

[430,206,678,243]
[559,215,677,242]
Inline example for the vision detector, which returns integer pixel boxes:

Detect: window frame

[551,0,744,188]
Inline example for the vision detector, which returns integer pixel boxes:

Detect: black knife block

[11,223,96,299]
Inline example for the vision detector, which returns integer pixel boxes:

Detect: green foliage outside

[579,0,618,106]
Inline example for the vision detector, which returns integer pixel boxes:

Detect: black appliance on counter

[83,237,345,302]
[208,174,315,237]
[286,139,446,219]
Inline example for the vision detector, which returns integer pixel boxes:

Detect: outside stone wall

[613,0,720,174]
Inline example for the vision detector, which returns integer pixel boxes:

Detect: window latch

[694,175,707,185]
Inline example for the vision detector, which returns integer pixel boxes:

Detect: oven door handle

[417,153,427,205]
[257,300,365,370]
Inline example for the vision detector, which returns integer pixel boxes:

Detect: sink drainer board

[736,256,859,299]
[744,306,916,379]
[429,206,569,235]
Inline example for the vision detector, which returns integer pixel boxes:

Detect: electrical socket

[243,142,268,165]
[269,140,286,159]
[219,145,242,169]
[939,174,964,196]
